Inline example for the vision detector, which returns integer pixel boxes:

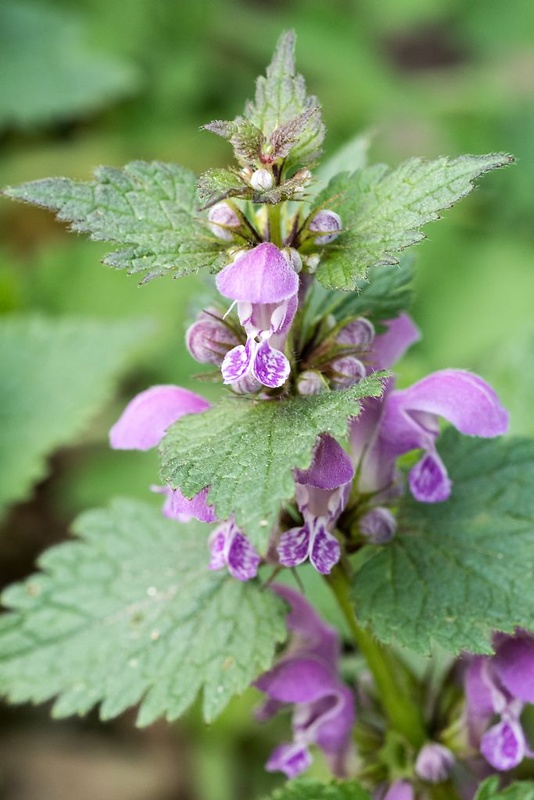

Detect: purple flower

[350,314,509,504]
[415,742,455,783]
[380,781,414,800]
[216,243,299,388]
[255,584,355,779]
[185,307,241,366]
[277,435,354,574]
[465,630,534,771]
[208,518,261,581]
[109,385,215,522]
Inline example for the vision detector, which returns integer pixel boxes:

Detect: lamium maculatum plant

[2,31,534,800]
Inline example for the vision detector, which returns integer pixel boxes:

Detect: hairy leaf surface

[0,500,286,724]
[160,376,384,550]
[313,154,513,290]
[5,162,225,282]
[353,430,534,653]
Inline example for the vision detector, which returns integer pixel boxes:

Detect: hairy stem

[326,564,427,749]
[268,203,282,247]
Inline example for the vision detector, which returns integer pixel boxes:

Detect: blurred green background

[1,0,533,797]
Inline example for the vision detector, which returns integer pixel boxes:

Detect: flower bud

[337,318,375,351]
[297,370,329,396]
[309,210,342,244]
[208,202,241,241]
[250,168,274,191]
[283,247,302,273]
[415,743,455,784]
[186,308,240,365]
[359,507,396,544]
[330,356,366,389]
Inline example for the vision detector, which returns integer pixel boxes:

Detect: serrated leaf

[305,258,414,334]
[4,162,226,283]
[0,316,150,515]
[197,167,251,207]
[313,133,372,196]
[203,119,266,164]
[263,780,371,800]
[313,153,513,291]
[245,31,325,167]
[0,1,139,131]
[475,778,534,800]
[352,430,534,654]
[0,499,286,724]
[160,377,384,551]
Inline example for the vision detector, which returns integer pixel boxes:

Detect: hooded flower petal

[382,781,415,800]
[370,313,421,370]
[109,385,210,450]
[216,243,299,304]
[494,631,534,704]
[296,434,354,491]
[382,370,509,456]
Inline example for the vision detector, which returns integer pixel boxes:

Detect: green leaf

[160,376,385,551]
[475,778,534,800]
[313,132,372,196]
[4,162,226,283]
[0,316,150,515]
[245,30,325,167]
[197,167,251,207]
[0,1,139,131]
[262,780,371,800]
[352,430,534,653]
[304,258,414,335]
[312,153,513,291]
[0,499,286,724]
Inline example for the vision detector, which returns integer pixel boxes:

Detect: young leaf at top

[312,153,513,291]
[206,31,324,170]
[0,316,150,516]
[160,376,384,551]
[4,162,226,283]
[0,499,286,725]
[262,780,371,800]
[352,430,534,654]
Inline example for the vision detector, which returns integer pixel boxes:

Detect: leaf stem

[326,564,427,749]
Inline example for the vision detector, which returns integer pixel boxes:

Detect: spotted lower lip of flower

[255,585,355,779]
[208,518,260,581]
[221,337,291,389]
[480,716,526,771]
[380,369,509,503]
[278,519,341,574]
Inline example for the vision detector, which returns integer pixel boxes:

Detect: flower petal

[221,342,253,384]
[296,434,354,490]
[227,530,261,581]
[310,524,341,574]
[278,525,311,568]
[253,340,290,388]
[265,741,312,779]
[109,385,210,450]
[255,657,338,704]
[495,632,534,703]
[153,485,217,523]
[370,313,420,370]
[383,780,415,800]
[216,242,299,303]
[208,527,227,571]
[481,718,525,771]
[271,584,340,667]
[408,450,452,503]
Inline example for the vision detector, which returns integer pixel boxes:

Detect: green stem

[268,203,282,247]
[326,564,427,749]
